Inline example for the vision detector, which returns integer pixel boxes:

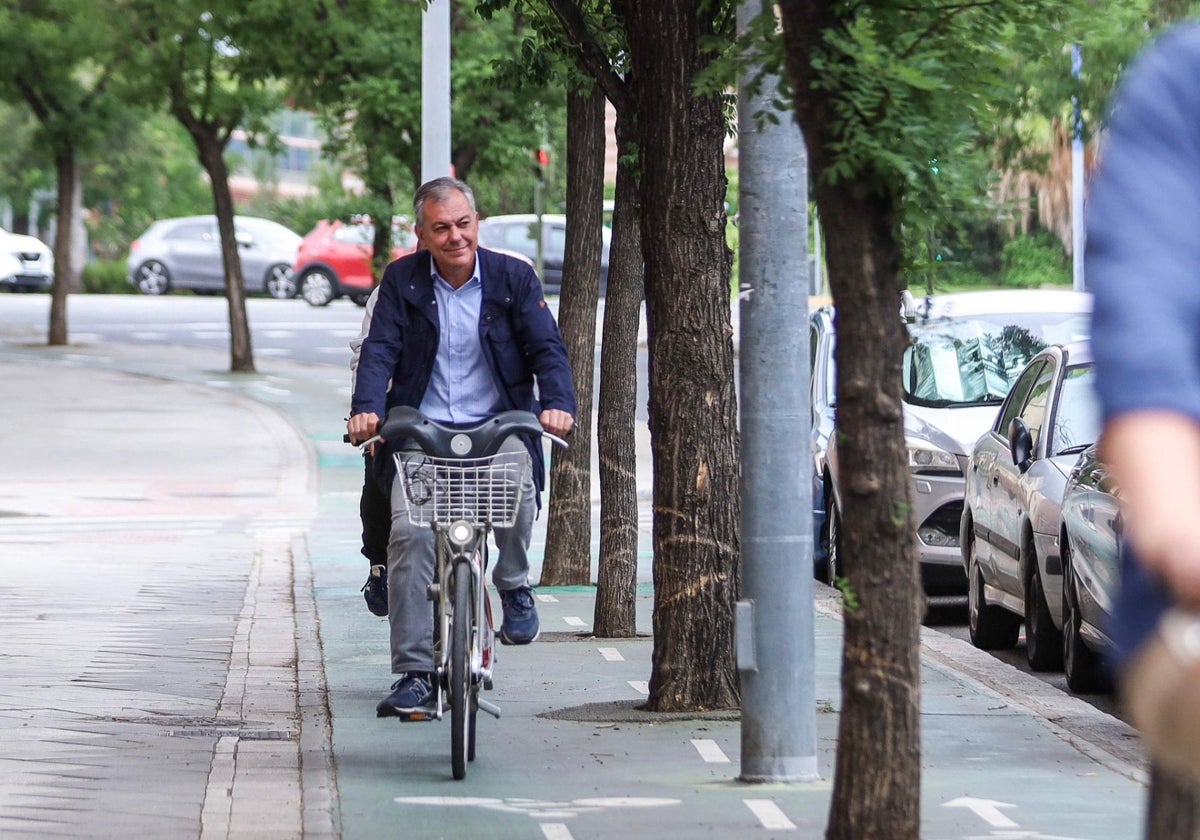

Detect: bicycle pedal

[397,710,439,722]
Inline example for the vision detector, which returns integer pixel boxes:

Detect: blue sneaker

[362,565,388,617]
[499,586,540,645]
[376,673,435,718]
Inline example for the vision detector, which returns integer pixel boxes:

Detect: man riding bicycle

[347,177,576,718]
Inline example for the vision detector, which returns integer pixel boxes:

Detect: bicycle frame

[368,406,565,780]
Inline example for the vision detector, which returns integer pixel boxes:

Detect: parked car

[127,215,302,298]
[0,228,54,292]
[477,213,611,295]
[961,342,1101,672]
[293,218,418,307]
[1059,444,1120,692]
[823,289,1092,597]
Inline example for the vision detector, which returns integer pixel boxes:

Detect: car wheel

[134,260,171,295]
[300,269,336,307]
[350,292,370,307]
[265,263,296,299]
[1024,558,1063,672]
[968,537,1021,650]
[1062,538,1108,693]
[819,489,841,585]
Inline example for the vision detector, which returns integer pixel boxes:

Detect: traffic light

[534,148,549,180]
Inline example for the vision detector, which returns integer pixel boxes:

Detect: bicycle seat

[378,406,544,458]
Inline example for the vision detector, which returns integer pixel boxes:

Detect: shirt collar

[430,256,481,292]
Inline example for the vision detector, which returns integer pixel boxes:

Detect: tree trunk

[47,146,77,347]
[592,112,643,638]
[542,85,605,586]
[776,4,924,834]
[192,127,255,374]
[1146,764,1200,839]
[626,0,739,712]
[817,178,922,840]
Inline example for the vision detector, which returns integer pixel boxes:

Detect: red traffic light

[535,149,549,167]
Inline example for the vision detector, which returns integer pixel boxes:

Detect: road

[0,292,652,418]
[927,604,1122,718]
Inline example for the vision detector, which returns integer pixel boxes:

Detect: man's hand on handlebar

[539,409,574,439]
[347,412,380,450]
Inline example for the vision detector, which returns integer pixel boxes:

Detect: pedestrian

[349,283,392,618]
[346,176,576,717]
[1086,22,1200,787]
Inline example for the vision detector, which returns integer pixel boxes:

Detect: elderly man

[347,177,576,717]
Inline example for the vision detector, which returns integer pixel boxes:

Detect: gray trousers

[387,436,536,674]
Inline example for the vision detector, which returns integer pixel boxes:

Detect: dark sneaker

[499,586,540,645]
[362,564,388,617]
[376,673,435,718]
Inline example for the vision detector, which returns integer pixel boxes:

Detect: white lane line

[536,593,559,603]
[541,823,574,840]
[691,739,730,764]
[744,799,796,830]
[628,680,649,695]
[563,616,587,627]
[598,647,624,661]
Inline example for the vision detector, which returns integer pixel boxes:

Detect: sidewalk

[0,326,1150,839]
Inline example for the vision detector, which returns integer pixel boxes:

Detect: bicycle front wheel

[450,565,472,780]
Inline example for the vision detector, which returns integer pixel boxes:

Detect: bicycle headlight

[906,439,961,474]
[448,520,474,548]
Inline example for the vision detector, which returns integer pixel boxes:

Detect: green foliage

[81,259,130,294]
[84,114,212,260]
[1000,231,1071,288]
[835,576,860,613]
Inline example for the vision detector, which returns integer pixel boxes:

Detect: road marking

[537,593,559,603]
[563,616,587,627]
[598,647,623,661]
[942,797,1019,829]
[540,824,574,840]
[744,799,796,830]
[691,738,730,763]
[628,680,649,695]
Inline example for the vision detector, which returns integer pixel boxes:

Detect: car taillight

[130,239,141,252]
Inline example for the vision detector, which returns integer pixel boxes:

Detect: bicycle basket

[395,451,529,529]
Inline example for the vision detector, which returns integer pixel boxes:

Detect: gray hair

[413,177,477,228]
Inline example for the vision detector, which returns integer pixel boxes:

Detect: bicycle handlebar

[354,406,568,457]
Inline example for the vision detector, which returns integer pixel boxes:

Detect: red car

[293,218,417,307]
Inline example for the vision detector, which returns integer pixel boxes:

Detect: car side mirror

[1008,418,1033,473]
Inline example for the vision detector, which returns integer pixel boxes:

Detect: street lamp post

[422,0,452,182]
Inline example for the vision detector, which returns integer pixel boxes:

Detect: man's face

[417,191,478,283]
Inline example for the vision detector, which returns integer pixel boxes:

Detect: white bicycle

[369,405,566,780]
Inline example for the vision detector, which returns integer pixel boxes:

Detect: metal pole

[1071,44,1086,291]
[734,0,819,783]
[421,0,452,183]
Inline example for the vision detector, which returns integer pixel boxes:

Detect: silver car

[127,215,302,297]
[477,213,611,295]
[825,289,1092,596]
[961,342,1101,672]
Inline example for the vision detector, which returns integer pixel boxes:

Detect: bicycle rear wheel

[450,565,472,780]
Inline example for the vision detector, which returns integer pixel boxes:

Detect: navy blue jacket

[351,246,577,494]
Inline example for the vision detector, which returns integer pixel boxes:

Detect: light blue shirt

[418,260,503,424]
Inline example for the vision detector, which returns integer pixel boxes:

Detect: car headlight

[906,440,961,474]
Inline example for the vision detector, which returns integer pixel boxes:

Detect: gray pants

[387,436,536,674]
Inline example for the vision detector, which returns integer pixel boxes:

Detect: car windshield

[902,310,1089,408]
